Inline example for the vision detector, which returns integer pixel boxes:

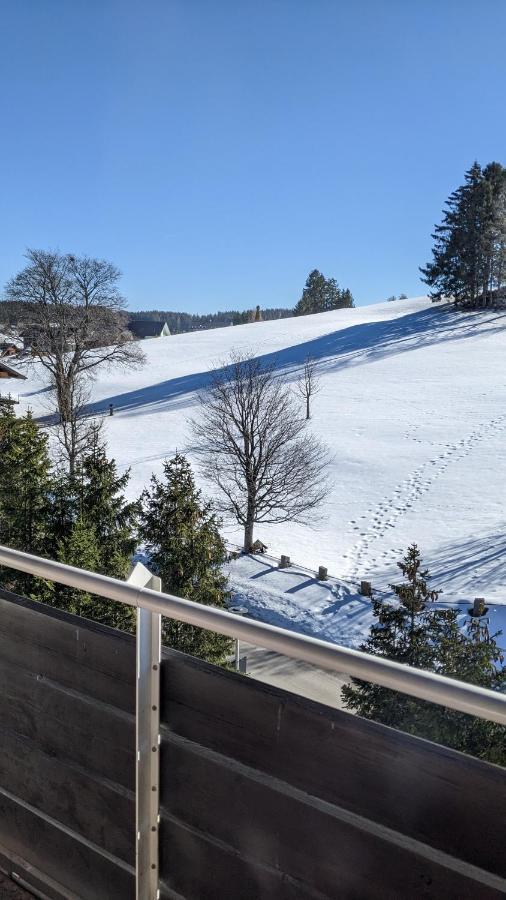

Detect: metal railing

[0,544,505,900]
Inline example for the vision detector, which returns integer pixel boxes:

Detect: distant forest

[129,307,293,333]
[0,267,354,336]
[0,300,293,334]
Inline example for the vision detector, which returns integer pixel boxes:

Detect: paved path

[239,642,350,710]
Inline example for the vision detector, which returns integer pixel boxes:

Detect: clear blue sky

[1,1,505,312]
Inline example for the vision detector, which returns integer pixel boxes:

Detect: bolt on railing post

[129,563,161,900]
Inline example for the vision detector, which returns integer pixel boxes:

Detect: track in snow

[343,413,506,582]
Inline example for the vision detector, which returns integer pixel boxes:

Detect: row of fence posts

[279,554,374,594]
[278,554,330,583]
[229,548,491,684]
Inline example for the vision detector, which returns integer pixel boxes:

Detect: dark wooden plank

[0,587,136,679]
[0,585,502,900]
[0,790,134,900]
[0,725,134,864]
[0,843,78,900]
[0,587,137,898]
[159,813,500,900]
[0,627,135,713]
[0,655,134,789]
[0,589,136,712]
[161,650,506,878]
[161,649,282,759]
[159,816,322,900]
[159,734,504,900]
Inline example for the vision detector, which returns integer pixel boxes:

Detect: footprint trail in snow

[343,413,506,582]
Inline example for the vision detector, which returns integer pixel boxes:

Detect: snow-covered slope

[15,296,506,613]
[225,551,506,655]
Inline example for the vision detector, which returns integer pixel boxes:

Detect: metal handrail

[0,544,505,726]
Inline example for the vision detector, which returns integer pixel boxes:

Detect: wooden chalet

[0,360,26,380]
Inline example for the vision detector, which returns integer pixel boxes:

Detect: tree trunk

[56,373,73,424]
[244,519,254,553]
[306,396,310,419]
[243,494,255,552]
[67,423,77,476]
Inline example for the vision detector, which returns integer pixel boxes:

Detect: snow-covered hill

[14,296,506,616]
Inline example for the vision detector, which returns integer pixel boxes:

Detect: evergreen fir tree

[139,453,233,664]
[76,426,138,580]
[421,161,506,306]
[44,470,78,561]
[342,545,505,765]
[294,269,354,315]
[51,515,100,615]
[339,288,354,309]
[48,515,135,630]
[480,162,506,301]
[0,408,52,595]
[44,427,138,632]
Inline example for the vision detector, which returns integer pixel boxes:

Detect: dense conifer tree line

[0,409,231,660]
[127,306,292,332]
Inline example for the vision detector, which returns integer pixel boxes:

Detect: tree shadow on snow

[427,529,506,593]
[83,304,506,417]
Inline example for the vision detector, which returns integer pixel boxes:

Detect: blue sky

[1,1,505,313]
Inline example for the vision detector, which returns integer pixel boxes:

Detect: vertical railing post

[229,605,248,672]
[128,563,162,900]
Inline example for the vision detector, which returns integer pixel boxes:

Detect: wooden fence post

[472,597,486,617]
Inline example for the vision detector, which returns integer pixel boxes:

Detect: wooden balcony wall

[0,588,504,899]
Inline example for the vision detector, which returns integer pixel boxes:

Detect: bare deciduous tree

[50,380,99,473]
[295,355,321,419]
[5,249,144,470]
[191,353,330,551]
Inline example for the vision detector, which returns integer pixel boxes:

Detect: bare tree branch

[191,353,330,551]
[5,249,144,470]
[52,379,103,475]
[294,356,321,420]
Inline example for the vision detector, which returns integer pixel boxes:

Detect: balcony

[0,546,504,899]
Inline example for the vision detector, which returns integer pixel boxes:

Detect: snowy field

[13,295,506,646]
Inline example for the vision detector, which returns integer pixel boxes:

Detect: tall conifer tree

[139,453,232,664]
[342,545,505,765]
[0,408,52,594]
[50,514,135,630]
[45,428,138,631]
[421,162,506,306]
[76,426,138,579]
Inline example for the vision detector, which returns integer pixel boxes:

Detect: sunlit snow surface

[224,552,506,655]
[16,296,506,646]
